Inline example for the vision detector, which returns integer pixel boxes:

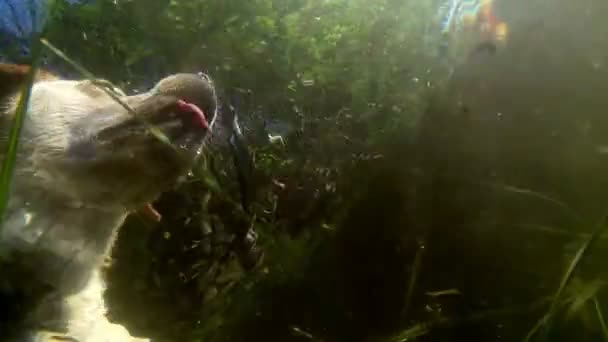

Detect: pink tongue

[176,99,209,129]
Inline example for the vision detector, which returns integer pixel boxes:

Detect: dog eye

[197,72,211,83]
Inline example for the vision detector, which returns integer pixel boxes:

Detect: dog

[0,63,218,342]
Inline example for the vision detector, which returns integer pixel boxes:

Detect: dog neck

[1,190,128,295]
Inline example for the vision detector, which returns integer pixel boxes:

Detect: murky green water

[2,0,608,341]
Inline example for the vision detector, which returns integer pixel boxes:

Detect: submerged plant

[523,215,608,341]
[0,38,42,226]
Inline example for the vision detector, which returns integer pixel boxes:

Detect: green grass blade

[39,38,173,148]
[525,215,608,341]
[522,312,549,342]
[477,180,581,222]
[402,241,425,319]
[0,40,43,225]
[594,297,608,340]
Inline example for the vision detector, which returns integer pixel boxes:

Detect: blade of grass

[522,312,549,342]
[402,241,425,318]
[39,38,173,148]
[0,38,43,225]
[393,298,549,342]
[594,297,608,340]
[476,180,581,223]
[545,218,607,330]
[525,214,608,341]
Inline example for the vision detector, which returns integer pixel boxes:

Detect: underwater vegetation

[2,0,608,341]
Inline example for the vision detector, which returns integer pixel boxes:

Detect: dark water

[4,0,608,341]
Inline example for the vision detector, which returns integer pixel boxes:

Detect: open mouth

[152,99,209,134]
[135,100,210,223]
[177,100,209,130]
[96,96,211,145]
[174,99,209,130]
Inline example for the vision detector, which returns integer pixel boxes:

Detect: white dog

[0,63,217,342]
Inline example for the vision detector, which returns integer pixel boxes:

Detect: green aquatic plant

[0,39,42,225]
[402,241,425,319]
[594,296,608,339]
[477,180,582,224]
[389,299,549,342]
[471,180,608,341]
[523,216,608,342]
[543,219,608,334]
[0,0,52,224]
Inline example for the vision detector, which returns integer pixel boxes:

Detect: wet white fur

[2,78,151,342]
